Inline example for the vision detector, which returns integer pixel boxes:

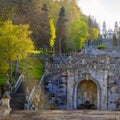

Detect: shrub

[97,45,106,50]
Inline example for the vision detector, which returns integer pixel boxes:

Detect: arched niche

[73,78,101,110]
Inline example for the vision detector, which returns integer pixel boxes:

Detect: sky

[78,0,120,31]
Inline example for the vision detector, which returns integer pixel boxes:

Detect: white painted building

[102,21,119,39]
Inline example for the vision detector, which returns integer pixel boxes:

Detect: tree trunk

[14,60,19,77]
[59,38,62,56]
[9,62,12,82]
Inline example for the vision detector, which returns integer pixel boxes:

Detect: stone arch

[73,77,101,110]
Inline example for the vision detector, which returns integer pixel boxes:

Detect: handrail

[13,74,24,93]
[26,73,48,110]
[26,86,41,110]
[39,73,48,86]
[28,86,36,105]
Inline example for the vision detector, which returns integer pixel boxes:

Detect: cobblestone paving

[1,110,120,120]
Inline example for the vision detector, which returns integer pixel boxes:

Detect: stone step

[10,94,26,98]
[10,82,26,110]
[10,104,24,110]
[10,96,26,101]
[11,92,25,96]
[10,95,26,110]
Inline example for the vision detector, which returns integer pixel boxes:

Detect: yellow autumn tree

[0,20,34,80]
[49,17,56,48]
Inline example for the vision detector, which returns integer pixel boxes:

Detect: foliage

[0,0,99,52]
[65,0,81,23]
[113,34,118,45]
[0,1,100,52]
[69,20,88,50]
[0,20,34,77]
[45,0,61,24]
[55,6,67,52]
[0,74,6,84]
[90,28,99,40]
[88,16,99,41]
[88,16,99,29]
[29,50,42,54]
[0,20,34,61]
[19,56,44,79]
[49,17,56,48]
[97,45,106,49]
[113,34,117,40]
[0,0,16,21]
[0,61,9,74]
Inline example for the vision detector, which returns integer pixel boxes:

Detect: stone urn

[2,92,11,116]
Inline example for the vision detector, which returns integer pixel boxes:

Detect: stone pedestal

[2,92,11,116]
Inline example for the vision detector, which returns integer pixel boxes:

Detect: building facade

[102,21,119,39]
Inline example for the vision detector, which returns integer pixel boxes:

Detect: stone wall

[44,54,120,110]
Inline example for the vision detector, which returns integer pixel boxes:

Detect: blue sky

[78,0,120,31]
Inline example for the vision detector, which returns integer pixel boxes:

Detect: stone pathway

[0,108,2,118]
[1,110,120,120]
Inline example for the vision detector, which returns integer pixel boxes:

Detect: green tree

[45,0,61,24]
[55,6,67,53]
[69,20,88,50]
[9,0,50,49]
[113,34,118,45]
[88,16,99,39]
[0,0,16,21]
[36,4,50,49]
[0,0,99,52]
[0,20,34,81]
[90,28,99,40]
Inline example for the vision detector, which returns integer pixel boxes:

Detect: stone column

[67,70,74,110]
[100,71,108,110]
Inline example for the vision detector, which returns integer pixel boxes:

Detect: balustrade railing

[39,73,48,86]
[26,86,37,110]
[13,74,24,93]
[26,73,48,110]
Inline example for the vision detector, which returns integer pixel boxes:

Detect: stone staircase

[10,82,26,110]
[43,94,51,109]
[1,110,120,120]
[42,74,67,110]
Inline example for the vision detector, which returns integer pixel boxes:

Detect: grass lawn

[19,56,44,80]
[0,51,45,85]
[18,55,44,92]
[0,74,6,85]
